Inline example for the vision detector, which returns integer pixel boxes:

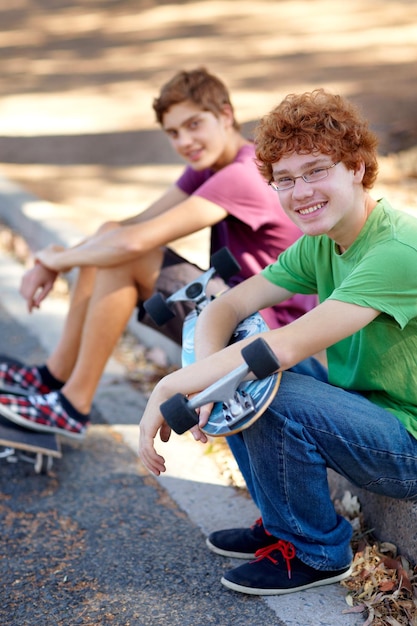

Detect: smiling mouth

[186,148,202,161]
[298,202,325,216]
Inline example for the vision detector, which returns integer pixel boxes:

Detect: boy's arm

[195,274,380,370]
[120,184,189,225]
[35,190,228,272]
[194,274,293,359]
[20,184,191,309]
[138,278,380,475]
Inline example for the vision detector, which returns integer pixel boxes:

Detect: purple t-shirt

[176,144,316,328]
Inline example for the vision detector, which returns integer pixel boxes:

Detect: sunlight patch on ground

[0,0,416,135]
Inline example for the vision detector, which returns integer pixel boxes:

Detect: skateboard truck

[143,247,241,325]
[0,446,55,473]
[0,414,61,474]
[0,447,16,460]
[160,337,280,434]
[222,390,255,428]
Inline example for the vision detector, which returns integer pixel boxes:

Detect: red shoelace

[254,540,296,579]
[252,517,273,536]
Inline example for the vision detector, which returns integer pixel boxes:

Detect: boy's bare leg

[45,265,98,382]
[59,248,164,414]
[45,220,121,382]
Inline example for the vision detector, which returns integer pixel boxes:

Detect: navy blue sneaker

[206,518,278,559]
[221,540,352,595]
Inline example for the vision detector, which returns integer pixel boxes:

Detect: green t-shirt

[262,198,417,437]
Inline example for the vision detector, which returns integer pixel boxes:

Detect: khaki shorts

[137,247,227,345]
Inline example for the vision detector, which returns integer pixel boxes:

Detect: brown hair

[153,67,239,130]
[255,89,379,189]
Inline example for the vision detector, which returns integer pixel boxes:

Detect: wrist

[34,258,59,276]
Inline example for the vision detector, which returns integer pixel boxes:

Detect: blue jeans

[227,358,417,571]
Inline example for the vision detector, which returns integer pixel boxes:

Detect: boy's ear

[353,160,366,183]
[220,103,235,127]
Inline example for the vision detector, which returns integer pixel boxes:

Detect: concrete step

[328,470,417,564]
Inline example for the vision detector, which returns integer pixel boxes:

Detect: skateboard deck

[178,309,281,436]
[144,247,281,438]
[0,415,61,474]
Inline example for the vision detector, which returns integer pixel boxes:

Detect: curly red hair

[255,89,379,190]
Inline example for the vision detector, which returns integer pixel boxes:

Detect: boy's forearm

[194,296,241,362]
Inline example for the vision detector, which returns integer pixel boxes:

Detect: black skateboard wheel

[143,292,176,326]
[241,338,280,379]
[160,393,199,434]
[210,248,241,282]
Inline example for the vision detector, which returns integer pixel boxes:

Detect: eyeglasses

[269,162,340,191]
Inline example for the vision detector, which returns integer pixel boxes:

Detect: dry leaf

[338,491,417,624]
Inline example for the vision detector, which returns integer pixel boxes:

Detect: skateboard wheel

[241,338,280,379]
[143,293,176,326]
[210,248,241,282]
[160,393,199,434]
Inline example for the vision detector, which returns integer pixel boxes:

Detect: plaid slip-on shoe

[221,539,352,596]
[0,355,52,396]
[0,391,89,440]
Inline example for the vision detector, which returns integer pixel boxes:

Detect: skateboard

[143,248,281,437]
[0,415,61,474]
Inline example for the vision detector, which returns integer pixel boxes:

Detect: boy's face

[162,100,233,171]
[271,152,365,246]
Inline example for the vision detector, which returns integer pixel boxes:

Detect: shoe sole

[206,537,256,559]
[221,565,353,595]
[0,402,86,441]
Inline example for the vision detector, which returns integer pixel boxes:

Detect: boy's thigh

[137,247,227,345]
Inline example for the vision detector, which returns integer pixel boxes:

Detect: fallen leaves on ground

[336,491,417,625]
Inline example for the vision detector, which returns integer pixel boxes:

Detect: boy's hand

[138,385,174,476]
[139,417,170,476]
[20,263,58,312]
[189,401,213,443]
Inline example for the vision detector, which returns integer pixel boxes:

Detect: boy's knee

[96,220,120,235]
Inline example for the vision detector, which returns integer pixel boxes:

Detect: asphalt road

[0,302,285,626]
